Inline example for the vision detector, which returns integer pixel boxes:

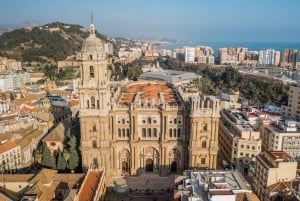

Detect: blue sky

[1,0,300,42]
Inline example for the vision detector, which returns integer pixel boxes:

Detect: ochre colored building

[79,21,220,183]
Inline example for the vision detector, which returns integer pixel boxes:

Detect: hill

[0,21,110,63]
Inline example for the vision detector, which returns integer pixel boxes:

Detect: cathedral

[79,20,220,183]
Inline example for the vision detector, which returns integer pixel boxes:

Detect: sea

[156,41,300,56]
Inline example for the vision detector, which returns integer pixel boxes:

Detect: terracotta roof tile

[78,170,102,201]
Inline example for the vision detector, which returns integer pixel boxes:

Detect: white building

[174,170,256,201]
[0,71,30,91]
[0,100,10,114]
[261,119,300,162]
[259,49,276,65]
[185,47,195,63]
[0,141,22,173]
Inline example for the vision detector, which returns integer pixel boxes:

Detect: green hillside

[0,22,109,63]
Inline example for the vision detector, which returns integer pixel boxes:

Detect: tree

[56,149,66,171]
[34,149,42,165]
[63,150,70,169]
[65,134,79,172]
[41,143,55,169]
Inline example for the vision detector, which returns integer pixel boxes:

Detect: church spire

[90,12,95,35]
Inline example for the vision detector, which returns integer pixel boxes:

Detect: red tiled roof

[78,171,102,201]
[118,83,179,106]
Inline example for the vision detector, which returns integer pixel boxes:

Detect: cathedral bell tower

[79,16,112,174]
[79,15,111,116]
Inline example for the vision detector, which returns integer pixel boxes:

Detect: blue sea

[156,41,300,56]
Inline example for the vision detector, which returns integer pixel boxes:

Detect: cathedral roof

[117,82,181,106]
[82,34,104,52]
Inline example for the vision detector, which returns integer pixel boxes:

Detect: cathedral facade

[79,21,220,182]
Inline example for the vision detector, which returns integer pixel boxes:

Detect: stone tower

[188,96,220,169]
[79,16,112,172]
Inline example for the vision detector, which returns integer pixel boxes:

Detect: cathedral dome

[82,34,104,52]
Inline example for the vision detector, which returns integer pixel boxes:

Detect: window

[93,158,98,167]
[122,119,125,124]
[89,55,93,60]
[173,128,177,137]
[246,145,250,149]
[92,140,97,148]
[241,145,244,148]
[127,128,130,137]
[147,117,151,124]
[169,129,172,137]
[153,128,157,137]
[174,118,177,124]
[201,158,206,164]
[87,100,89,108]
[118,129,121,137]
[142,128,146,137]
[178,128,181,138]
[202,141,206,148]
[147,128,151,137]
[91,96,95,108]
[90,66,94,78]
[97,100,99,108]
[92,123,96,132]
[202,123,208,131]
[122,128,126,137]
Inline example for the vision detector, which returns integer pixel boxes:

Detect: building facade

[261,119,300,162]
[218,109,261,175]
[281,83,300,120]
[79,21,220,182]
[253,151,297,201]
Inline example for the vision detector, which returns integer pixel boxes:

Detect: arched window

[122,128,125,137]
[174,118,177,124]
[92,123,96,132]
[91,96,95,108]
[122,119,125,124]
[169,128,172,138]
[147,117,151,124]
[118,129,121,138]
[142,128,146,137]
[90,66,94,78]
[147,128,151,137]
[92,140,97,148]
[153,128,157,137]
[202,141,207,148]
[173,128,177,137]
[203,123,208,132]
[178,128,181,138]
[89,55,93,60]
[127,128,130,137]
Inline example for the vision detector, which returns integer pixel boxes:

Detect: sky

[1,0,300,42]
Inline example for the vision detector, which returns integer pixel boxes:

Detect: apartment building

[0,140,22,173]
[261,119,300,162]
[253,151,297,201]
[281,83,300,120]
[218,109,261,175]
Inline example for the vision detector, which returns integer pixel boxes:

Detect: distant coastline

[156,41,300,56]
